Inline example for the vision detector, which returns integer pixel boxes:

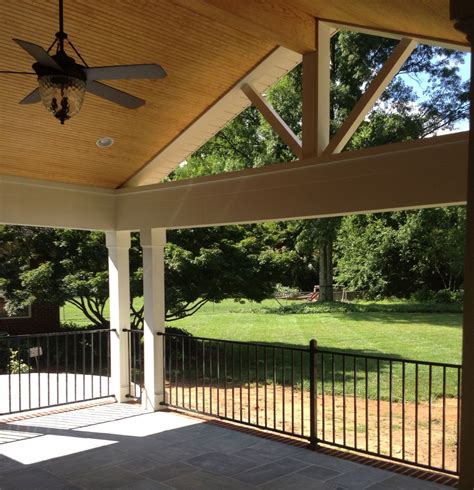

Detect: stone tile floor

[0,403,449,489]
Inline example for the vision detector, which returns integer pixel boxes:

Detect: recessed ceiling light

[96,136,114,148]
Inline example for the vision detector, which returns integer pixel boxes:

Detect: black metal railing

[160,333,461,475]
[0,329,113,415]
[124,329,144,400]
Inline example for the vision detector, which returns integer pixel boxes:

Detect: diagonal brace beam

[323,37,417,156]
[241,83,302,159]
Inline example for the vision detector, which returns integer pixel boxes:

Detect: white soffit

[123,46,302,188]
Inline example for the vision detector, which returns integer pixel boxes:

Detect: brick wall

[0,303,61,335]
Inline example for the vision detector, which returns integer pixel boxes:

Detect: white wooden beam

[324,20,471,53]
[241,83,302,158]
[0,175,115,231]
[323,38,417,156]
[116,132,468,231]
[302,21,332,158]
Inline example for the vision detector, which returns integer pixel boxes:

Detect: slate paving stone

[288,448,361,472]
[261,472,333,489]
[117,479,172,490]
[366,474,449,489]
[233,457,310,485]
[116,456,159,474]
[165,470,255,490]
[186,450,259,476]
[297,463,341,481]
[0,404,449,490]
[0,467,79,490]
[0,454,24,475]
[143,441,210,463]
[141,462,197,482]
[201,431,261,453]
[324,466,394,489]
[43,446,129,480]
[71,465,153,489]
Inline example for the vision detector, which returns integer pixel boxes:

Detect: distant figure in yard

[309,285,320,302]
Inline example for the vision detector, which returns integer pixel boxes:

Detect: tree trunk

[326,240,334,302]
[319,240,334,302]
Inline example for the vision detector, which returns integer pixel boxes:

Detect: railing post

[309,338,318,449]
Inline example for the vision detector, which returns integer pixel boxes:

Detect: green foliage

[262,300,462,315]
[9,349,30,374]
[335,208,466,298]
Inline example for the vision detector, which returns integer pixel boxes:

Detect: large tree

[335,207,466,298]
[174,32,468,299]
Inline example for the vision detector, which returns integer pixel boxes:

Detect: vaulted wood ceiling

[0,0,467,189]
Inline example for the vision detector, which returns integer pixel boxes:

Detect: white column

[106,230,131,403]
[140,228,166,411]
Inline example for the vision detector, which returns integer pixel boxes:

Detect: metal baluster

[442,366,446,469]
[265,347,268,429]
[389,360,393,458]
[365,357,369,451]
[354,356,357,449]
[415,363,419,464]
[332,354,335,443]
[428,364,432,468]
[343,355,346,446]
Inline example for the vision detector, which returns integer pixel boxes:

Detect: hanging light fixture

[38,74,86,124]
[0,0,167,124]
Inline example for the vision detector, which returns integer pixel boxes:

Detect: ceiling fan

[0,0,166,124]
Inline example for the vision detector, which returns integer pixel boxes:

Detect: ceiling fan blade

[13,39,63,71]
[0,70,36,75]
[85,64,166,81]
[19,87,41,104]
[87,81,145,109]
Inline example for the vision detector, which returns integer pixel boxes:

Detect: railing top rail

[158,332,308,353]
[122,329,144,334]
[159,331,461,369]
[317,348,462,369]
[0,328,116,340]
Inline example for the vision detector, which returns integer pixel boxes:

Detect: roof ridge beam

[241,83,302,158]
[323,37,417,156]
[171,0,315,54]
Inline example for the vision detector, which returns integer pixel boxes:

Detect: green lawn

[61,298,462,400]
[62,298,462,364]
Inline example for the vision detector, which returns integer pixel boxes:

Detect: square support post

[302,20,331,159]
[450,4,474,488]
[106,230,131,403]
[140,228,167,411]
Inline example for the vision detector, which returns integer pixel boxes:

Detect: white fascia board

[115,132,468,231]
[0,175,115,231]
[325,21,471,52]
[122,46,302,188]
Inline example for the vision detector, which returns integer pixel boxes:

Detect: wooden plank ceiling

[0,0,466,189]
[0,0,276,188]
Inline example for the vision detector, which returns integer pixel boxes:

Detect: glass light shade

[38,75,86,124]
